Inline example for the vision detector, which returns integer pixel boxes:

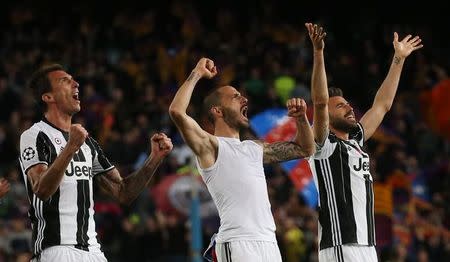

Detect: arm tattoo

[263,141,307,164]
[120,158,162,204]
[187,71,199,82]
[394,56,401,65]
[97,158,162,205]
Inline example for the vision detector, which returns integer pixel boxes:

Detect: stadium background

[0,0,449,261]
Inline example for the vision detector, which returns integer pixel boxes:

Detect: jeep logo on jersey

[22,147,36,161]
[353,158,370,172]
[65,161,92,178]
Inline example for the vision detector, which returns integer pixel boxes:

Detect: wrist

[189,70,202,81]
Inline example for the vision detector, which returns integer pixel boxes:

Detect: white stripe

[324,159,342,245]
[319,159,339,246]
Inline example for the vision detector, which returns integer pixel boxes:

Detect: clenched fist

[67,124,88,150]
[287,98,307,118]
[193,58,218,79]
[150,133,173,159]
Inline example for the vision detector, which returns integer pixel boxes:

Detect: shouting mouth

[241,106,248,120]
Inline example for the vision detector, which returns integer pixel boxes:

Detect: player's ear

[211,106,223,118]
[42,93,55,104]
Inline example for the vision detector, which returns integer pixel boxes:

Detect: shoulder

[20,123,42,140]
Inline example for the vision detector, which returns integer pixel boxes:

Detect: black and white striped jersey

[308,123,375,250]
[18,118,114,256]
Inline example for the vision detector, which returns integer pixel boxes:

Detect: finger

[295,98,301,108]
[393,32,399,43]
[402,34,412,43]
[413,44,424,50]
[411,38,422,46]
[318,26,323,36]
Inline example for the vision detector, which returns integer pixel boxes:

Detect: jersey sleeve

[86,137,115,176]
[19,129,51,174]
[349,122,365,147]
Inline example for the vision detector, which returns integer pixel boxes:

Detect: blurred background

[0,0,449,261]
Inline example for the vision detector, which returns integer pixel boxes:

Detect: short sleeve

[86,137,115,176]
[19,129,51,174]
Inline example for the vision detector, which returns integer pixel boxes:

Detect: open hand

[305,23,326,51]
[393,32,423,59]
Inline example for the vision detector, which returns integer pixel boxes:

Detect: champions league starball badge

[22,147,36,161]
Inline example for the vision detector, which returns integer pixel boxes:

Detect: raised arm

[260,98,315,164]
[360,32,423,141]
[169,58,218,162]
[305,22,329,145]
[26,124,88,201]
[95,133,172,205]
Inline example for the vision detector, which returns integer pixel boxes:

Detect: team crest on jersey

[55,138,61,144]
[22,147,35,161]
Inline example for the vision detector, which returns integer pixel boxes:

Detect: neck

[214,121,240,139]
[330,126,349,140]
[44,110,72,132]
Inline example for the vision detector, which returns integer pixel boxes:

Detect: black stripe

[89,137,113,169]
[331,143,357,245]
[41,189,61,250]
[323,159,341,245]
[339,245,344,262]
[365,175,375,245]
[227,242,232,262]
[86,137,97,161]
[36,132,54,163]
[315,159,333,250]
[76,180,90,247]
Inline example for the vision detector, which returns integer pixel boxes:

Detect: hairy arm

[95,133,172,205]
[95,155,163,205]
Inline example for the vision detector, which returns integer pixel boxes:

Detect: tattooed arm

[95,133,172,205]
[360,32,423,141]
[256,98,315,164]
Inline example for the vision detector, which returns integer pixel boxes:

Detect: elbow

[34,186,52,202]
[168,107,185,121]
[117,193,136,206]
[383,103,393,112]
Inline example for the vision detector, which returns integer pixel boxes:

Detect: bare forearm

[120,154,164,204]
[373,54,405,111]
[36,147,77,200]
[311,50,329,105]
[169,71,202,114]
[293,115,315,156]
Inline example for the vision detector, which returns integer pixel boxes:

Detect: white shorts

[215,240,282,262]
[32,245,107,262]
[319,245,378,262]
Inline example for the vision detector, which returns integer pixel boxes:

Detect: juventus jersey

[18,118,114,256]
[308,123,375,250]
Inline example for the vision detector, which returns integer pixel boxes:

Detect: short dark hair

[28,64,64,112]
[203,87,223,124]
[328,87,343,98]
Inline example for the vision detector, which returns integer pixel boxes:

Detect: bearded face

[328,96,358,133]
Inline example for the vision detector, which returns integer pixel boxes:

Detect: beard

[222,107,249,130]
[330,116,357,133]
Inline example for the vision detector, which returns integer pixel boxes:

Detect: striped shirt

[308,123,375,250]
[18,118,114,256]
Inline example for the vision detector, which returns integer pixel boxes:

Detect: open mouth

[72,92,80,101]
[241,106,248,119]
[345,112,355,120]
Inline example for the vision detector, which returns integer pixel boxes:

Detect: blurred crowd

[0,1,449,261]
